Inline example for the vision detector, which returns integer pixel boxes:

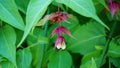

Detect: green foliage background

[0,0,120,68]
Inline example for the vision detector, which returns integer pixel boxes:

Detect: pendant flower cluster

[48,11,73,50]
[108,0,120,18]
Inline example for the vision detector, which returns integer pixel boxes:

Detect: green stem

[43,23,48,36]
[39,8,50,67]
[40,22,49,68]
[99,21,117,68]
[109,59,111,68]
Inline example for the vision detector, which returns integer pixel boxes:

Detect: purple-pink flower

[51,26,73,38]
[108,0,120,18]
[51,26,74,49]
[55,36,66,49]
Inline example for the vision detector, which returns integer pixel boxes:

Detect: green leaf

[67,21,106,55]
[1,61,14,68]
[0,25,16,66]
[27,28,49,68]
[80,58,97,68]
[27,28,49,46]
[0,0,25,30]
[30,44,44,68]
[0,56,4,62]
[108,41,120,57]
[109,57,120,68]
[16,48,32,68]
[15,30,24,45]
[55,0,109,30]
[48,51,72,68]
[42,49,56,68]
[15,0,30,14]
[17,0,52,47]
[81,51,101,64]
[81,51,106,67]
[0,56,6,62]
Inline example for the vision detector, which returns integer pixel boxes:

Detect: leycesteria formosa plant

[40,5,74,50]
[50,11,74,50]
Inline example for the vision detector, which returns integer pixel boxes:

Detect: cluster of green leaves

[0,0,120,68]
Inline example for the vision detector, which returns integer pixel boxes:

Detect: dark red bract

[49,12,69,23]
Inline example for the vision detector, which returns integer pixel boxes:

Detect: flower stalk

[49,4,74,50]
[99,21,117,68]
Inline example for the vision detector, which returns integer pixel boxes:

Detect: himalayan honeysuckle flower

[51,26,73,38]
[108,0,120,18]
[55,36,66,49]
[40,12,69,24]
[49,12,69,23]
[36,11,69,27]
[52,26,74,50]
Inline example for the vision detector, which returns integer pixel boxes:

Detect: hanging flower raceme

[35,4,73,50]
[47,11,74,50]
[108,0,120,18]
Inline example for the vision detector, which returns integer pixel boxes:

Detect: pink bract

[54,36,66,49]
[51,26,73,38]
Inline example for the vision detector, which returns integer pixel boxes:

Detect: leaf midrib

[109,50,120,55]
[70,0,95,16]
[68,35,105,49]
